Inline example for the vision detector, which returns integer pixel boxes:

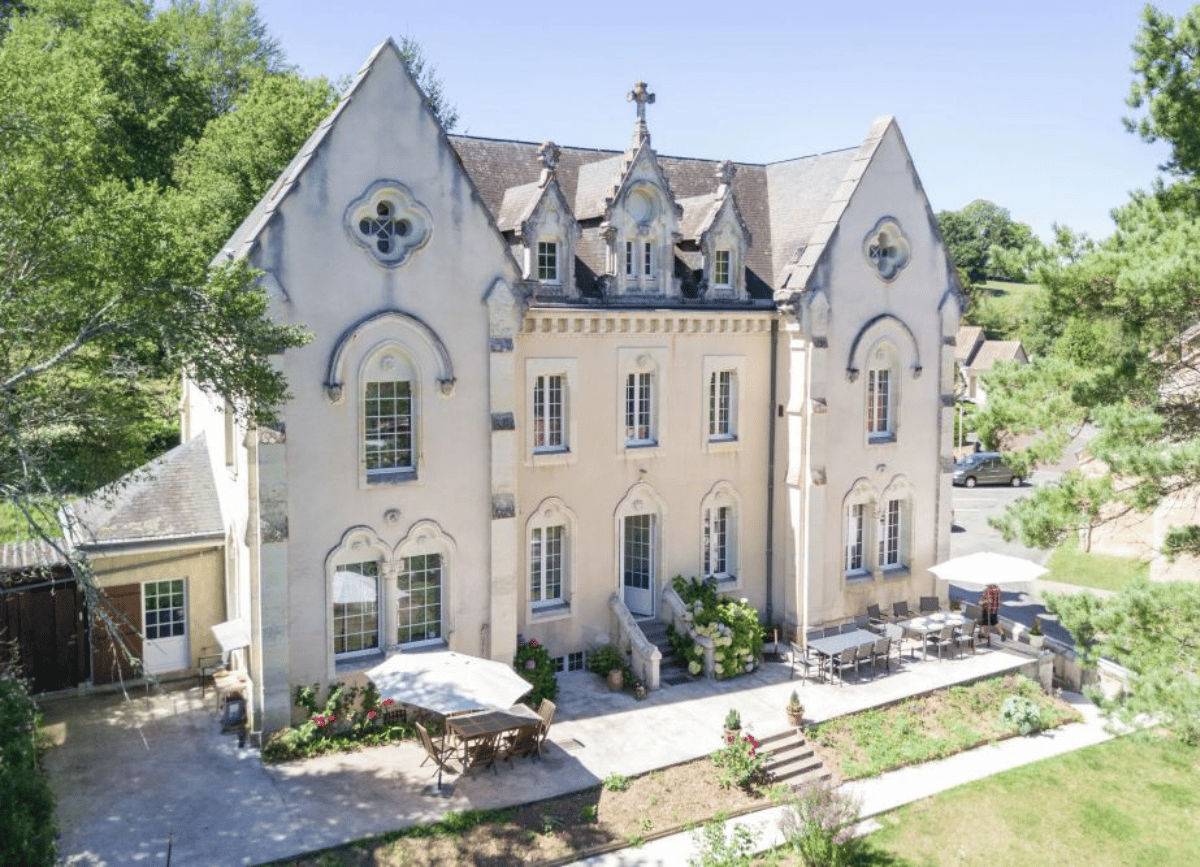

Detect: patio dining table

[897,612,968,660]
[806,628,878,682]
[446,704,542,772]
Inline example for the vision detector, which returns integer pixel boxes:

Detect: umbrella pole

[426,721,454,798]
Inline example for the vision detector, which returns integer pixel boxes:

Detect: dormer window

[537,241,559,283]
[713,249,731,287]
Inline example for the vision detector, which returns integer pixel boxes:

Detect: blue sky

[250,0,1191,243]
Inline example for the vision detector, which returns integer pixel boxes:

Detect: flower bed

[262,681,417,763]
[672,575,764,679]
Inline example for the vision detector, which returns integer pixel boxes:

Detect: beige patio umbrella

[929,552,1047,591]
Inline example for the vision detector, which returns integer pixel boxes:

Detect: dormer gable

[596,83,683,299]
[497,141,581,297]
[679,160,752,299]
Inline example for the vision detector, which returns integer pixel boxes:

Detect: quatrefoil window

[344,181,432,267]
[862,217,911,282]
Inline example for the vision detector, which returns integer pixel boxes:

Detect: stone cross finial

[715,160,736,194]
[537,140,560,186]
[627,81,655,147]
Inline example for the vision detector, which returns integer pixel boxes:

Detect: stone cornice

[520,309,774,336]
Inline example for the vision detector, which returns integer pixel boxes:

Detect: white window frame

[713,248,731,287]
[843,480,877,582]
[527,359,577,466]
[708,370,735,440]
[700,482,740,586]
[331,560,381,659]
[866,342,898,443]
[625,371,655,446]
[879,498,903,569]
[527,498,576,621]
[617,349,667,456]
[614,482,666,617]
[536,240,559,283]
[361,346,419,483]
[533,373,565,451]
[394,520,455,649]
[702,355,745,452]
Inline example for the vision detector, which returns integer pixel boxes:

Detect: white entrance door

[142,579,189,674]
[622,514,655,617]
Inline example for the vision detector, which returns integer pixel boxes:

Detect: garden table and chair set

[416,698,556,779]
[790,596,984,685]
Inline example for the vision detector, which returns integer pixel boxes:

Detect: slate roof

[968,340,1027,372]
[71,434,223,549]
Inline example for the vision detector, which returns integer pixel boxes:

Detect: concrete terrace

[41,640,1040,866]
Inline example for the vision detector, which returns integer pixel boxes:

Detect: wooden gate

[0,570,90,694]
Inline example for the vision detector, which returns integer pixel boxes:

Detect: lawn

[970,280,1040,341]
[866,734,1200,867]
[1045,534,1149,592]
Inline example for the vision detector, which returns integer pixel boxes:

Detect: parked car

[952,451,1022,487]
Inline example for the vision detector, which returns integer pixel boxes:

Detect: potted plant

[723,707,741,741]
[1028,617,1045,650]
[786,690,804,728]
[587,643,627,691]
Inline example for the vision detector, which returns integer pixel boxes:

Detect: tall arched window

[615,483,666,618]
[362,345,418,481]
[527,498,577,616]
[395,520,455,647]
[700,483,740,585]
[843,480,877,581]
[327,528,389,661]
[866,341,898,442]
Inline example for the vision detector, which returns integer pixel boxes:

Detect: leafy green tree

[1048,580,1200,744]
[156,0,289,115]
[1126,3,1200,177]
[937,199,1044,285]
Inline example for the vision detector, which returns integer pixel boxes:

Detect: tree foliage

[936,199,1043,286]
[1126,3,1200,177]
[1048,580,1200,744]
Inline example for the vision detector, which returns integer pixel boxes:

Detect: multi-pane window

[530,525,564,606]
[625,372,655,444]
[397,553,442,645]
[537,241,558,282]
[713,249,731,286]
[623,514,653,590]
[846,504,866,573]
[332,561,379,656]
[880,499,903,568]
[533,374,564,451]
[643,241,654,277]
[625,241,634,276]
[365,381,413,473]
[144,579,185,640]
[708,370,734,439]
[703,506,729,578]
[867,368,891,437]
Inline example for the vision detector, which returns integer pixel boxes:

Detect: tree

[1048,580,1200,744]
[396,34,458,132]
[156,0,289,116]
[1126,3,1200,177]
[936,199,1043,286]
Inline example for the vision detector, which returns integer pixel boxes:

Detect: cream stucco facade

[178,42,963,733]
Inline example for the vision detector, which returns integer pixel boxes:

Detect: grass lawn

[1045,535,1149,592]
[970,280,1040,340]
[0,496,60,543]
[866,734,1200,867]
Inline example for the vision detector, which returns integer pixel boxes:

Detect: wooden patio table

[446,704,542,771]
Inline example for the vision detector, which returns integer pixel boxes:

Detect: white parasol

[929,551,1048,591]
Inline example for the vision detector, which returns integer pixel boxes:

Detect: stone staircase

[638,619,692,686]
[758,728,830,789]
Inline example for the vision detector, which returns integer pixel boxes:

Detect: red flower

[315,719,325,727]
[529,638,539,647]
[327,714,335,722]
[383,698,395,706]
[312,715,324,724]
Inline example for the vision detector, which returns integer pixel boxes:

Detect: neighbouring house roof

[968,340,1027,372]
[70,434,223,550]
[955,326,986,365]
[0,538,69,574]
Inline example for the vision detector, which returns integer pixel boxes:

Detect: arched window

[843,480,877,581]
[395,521,455,647]
[866,341,899,442]
[527,498,576,616]
[362,345,418,481]
[878,476,914,574]
[615,483,666,618]
[700,483,740,585]
[327,528,389,661]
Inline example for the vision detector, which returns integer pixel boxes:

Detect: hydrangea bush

[673,575,764,679]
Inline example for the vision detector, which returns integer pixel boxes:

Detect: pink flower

[367,711,376,720]
[315,719,325,727]
[525,659,537,670]
[382,698,394,706]
[529,638,539,647]
[327,714,335,722]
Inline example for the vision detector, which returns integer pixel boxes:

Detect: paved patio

[41,641,1034,866]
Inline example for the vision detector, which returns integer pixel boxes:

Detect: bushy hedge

[0,660,56,866]
[672,576,764,679]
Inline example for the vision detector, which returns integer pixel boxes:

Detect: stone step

[756,729,830,788]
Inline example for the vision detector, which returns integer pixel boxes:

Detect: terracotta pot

[722,725,741,742]
[606,669,624,691]
[787,706,804,728]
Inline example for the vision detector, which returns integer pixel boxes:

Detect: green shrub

[261,681,415,763]
[514,637,558,706]
[673,576,764,679]
[781,777,862,867]
[710,731,769,791]
[587,643,628,677]
[1000,695,1043,735]
[0,659,56,866]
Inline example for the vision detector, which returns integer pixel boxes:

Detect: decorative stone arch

[877,474,916,571]
[845,314,921,382]
[393,519,458,648]
[325,309,455,402]
[699,481,742,583]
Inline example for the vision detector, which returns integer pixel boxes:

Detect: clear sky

[250,0,1191,243]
